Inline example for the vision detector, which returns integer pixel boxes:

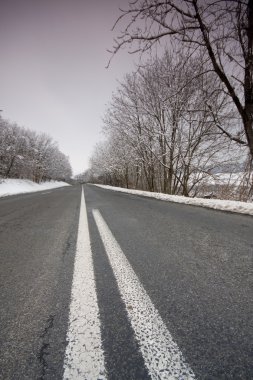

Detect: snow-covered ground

[94,184,253,216]
[0,179,70,197]
[200,171,251,186]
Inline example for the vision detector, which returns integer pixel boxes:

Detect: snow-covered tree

[90,50,245,197]
[110,0,253,162]
[0,116,72,182]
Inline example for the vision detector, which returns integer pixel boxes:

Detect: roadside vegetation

[84,0,253,202]
[0,116,72,183]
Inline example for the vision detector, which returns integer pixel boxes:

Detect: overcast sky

[0,0,136,175]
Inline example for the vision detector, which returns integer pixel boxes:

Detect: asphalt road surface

[0,184,252,379]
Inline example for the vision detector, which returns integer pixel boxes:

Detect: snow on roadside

[94,184,253,216]
[0,178,70,197]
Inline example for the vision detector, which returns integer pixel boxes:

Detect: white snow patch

[203,172,250,186]
[93,185,253,216]
[0,178,70,197]
[93,209,195,380]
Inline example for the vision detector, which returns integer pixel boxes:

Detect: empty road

[0,184,252,379]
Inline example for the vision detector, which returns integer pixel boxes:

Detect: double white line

[63,188,195,380]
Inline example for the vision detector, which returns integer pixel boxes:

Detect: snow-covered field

[0,179,70,197]
[94,184,253,216]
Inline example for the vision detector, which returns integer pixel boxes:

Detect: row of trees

[0,117,72,182]
[88,50,250,198]
[86,0,253,200]
[110,0,253,163]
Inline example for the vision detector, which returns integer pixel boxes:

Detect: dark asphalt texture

[0,186,80,379]
[0,184,253,379]
[84,185,253,380]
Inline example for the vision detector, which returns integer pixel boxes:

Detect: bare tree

[90,50,241,196]
[110,0,253,161]
[0,117,72,182]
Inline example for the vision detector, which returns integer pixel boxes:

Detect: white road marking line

[63,189,106,380]
[93,209,195,380]
[41,191,52,194]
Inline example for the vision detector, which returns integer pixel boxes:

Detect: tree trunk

[5,156,15,178]
[244,0,253,159]
[135,165,139,189]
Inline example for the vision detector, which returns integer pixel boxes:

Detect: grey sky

[0,0,135,174]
